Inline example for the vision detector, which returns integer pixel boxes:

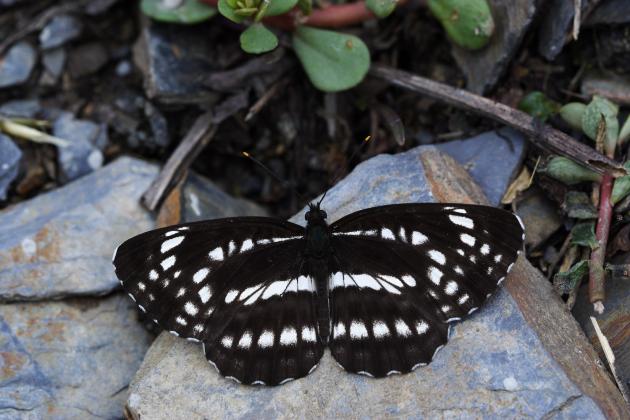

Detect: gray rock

[133,18,219,104]
[85,0,121,15]
[54,112,107,183]
[115,59,133,77]
[67,42,109,78]
[434,128,526,206]
[538,0,594,61]
[0,156,266,302]
[42,48,67,79]
[0,294,153,419]
[0,99,41,118]
[452,0,536,94]
[515,187,563,249]
[0,134,21,200]
[586,0,630,25]
[39,14,83,50]
[126,141,605,418]
[0,41,37,89]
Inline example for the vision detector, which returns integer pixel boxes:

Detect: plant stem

[589,172,613,313]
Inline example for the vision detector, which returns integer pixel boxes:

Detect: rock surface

[39,14,83,50]
[0,156,266,302]
[125,137,608,418]
[0,294,153,419]
[0,42,37,89]
[452,0,536,94]
[0,134,21,200]
[537,0,594,61]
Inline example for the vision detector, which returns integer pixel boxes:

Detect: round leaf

[582,95,619,153]
[518,91,559,122]
[218,0,245,23]
[141,0,217,24]
[559,102,586,131]
[266,0,299,16]
[428,0,494,50]
[542,156,601,185]
[240,24,278,54]
[292,26,370,92]
[366,0,397,18]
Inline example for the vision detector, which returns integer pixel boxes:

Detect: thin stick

[141,111,216,211]
[590,317,630,403]
[369,65,623,177]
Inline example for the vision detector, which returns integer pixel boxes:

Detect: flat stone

[0,99,41,118]
[537,0,594,61]
[126,141,607,418]
[451,0,536,94]
[85,0,121,15]
[0,294,153,419]
[0,41,37,89]
[39,14,83,50]
[585,0,630,26]
[133,18,219,104]
[514,187,563,249]
[54,112,107,183]
[433,128,526,206]
[0,134,21,200]
[581,73,630,105]
[0,156,266,302]
[67,42,109,78]
[42,48,67,79]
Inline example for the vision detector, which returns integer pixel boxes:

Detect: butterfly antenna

[318,135,372,207]
[241,151,306,202]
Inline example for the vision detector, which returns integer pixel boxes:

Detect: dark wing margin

[113,217,324,385]
[328,203,524,377]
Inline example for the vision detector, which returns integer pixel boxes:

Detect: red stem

[200,0,399,30]
[589,172,613,309]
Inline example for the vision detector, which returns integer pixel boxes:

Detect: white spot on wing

[381,228,395,240]
[241,239,254,252]
[394,319,412,337]
[354,274,382,290]
[416,321,429,334]
[176,287,185,297]
[454,266,464,275]
[280,326,298,345]
[149,270,159,281]
[301,326,317,342]
[257,330,274,348]
[263,279,290,299]
[137,282,146,291]
[176,316,187,326]
[412,231,428,245]
[333,322,346,338]
[428,266,443,285]
[228,240,236,256]
[458,294,469,304]
[238,331,253,349]
[495,254,503,263]
[161,255,176,271]
[449,215,474,229]
[372,320,390,338]
[240,283,263,301]
[480,244,490,255]
[350,320,368,339]
[209,247,224,261]
[198,285,212,303]
[165,230,179,237]
[225,289,238,303]
[297,275,314,292]
[445,281,458,295]
[460,233,476,247]
[161,236,184,253]
[193,267,210,284]
[184,301,198,315]
[428,250,446,265]
[243,287,265,305]
[401,275,416,287]
[398,226,407,242]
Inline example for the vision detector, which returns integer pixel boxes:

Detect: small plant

[519,91,630,312]
[141,0,495,92]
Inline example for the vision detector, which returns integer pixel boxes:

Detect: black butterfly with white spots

[113,202,524,386]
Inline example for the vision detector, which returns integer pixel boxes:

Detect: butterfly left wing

[113,218,325,385]
[327,203,524,377]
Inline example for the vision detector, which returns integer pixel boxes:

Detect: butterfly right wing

[113,218,324,385]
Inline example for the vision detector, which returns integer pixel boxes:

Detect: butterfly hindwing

[328,204,524,377]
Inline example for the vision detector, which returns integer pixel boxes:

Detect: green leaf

[297,0,312,15]
[542,156,602,185]
[518,91,560,122]
[611,161,630,204]
[141,0,217,24]
[366,0,397,18]
[553,260,589,295]
[240,23,278,54]
[559,102,586,131]
[218,0,245,22]
[571,222,598,249]
[292,26,370,92]
[265,0,299,16]
[563,191,597,219]
[582,95,619,153]
[427,0,494,50]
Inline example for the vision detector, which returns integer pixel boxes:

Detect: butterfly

[113,201,524,386]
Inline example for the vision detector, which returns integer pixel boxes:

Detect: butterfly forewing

[328,204,524,377]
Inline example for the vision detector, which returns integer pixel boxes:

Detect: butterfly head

[305,203,327,223]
